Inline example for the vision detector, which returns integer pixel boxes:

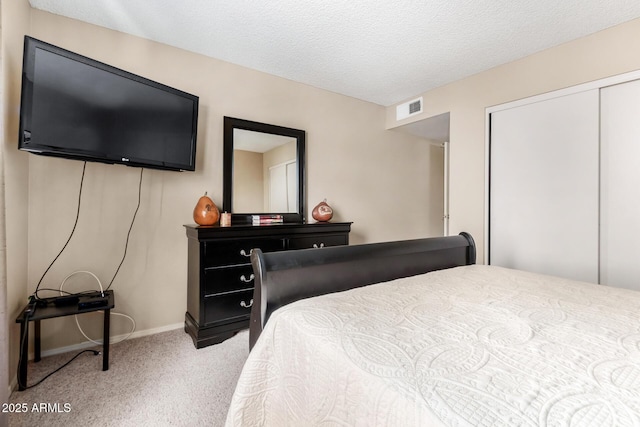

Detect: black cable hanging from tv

[33,161,87,300]
[106,167,143,291]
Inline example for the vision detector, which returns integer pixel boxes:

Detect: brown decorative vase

[312,199,333,222]
[193,192,220,225]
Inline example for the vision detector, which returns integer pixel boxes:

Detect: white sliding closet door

[286,161,298,212]
[269,163,288,212]
[490,90,600,283]
[600,79,640,290]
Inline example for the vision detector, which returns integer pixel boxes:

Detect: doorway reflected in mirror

[233,129,298,213]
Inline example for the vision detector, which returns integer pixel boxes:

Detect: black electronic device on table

[77,292,109,309]
[52,295,79,307]
[31,291,109,309]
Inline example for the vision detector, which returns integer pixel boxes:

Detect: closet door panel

[600,80,640,290]
[269,164,288,212]
[489,90,599,283]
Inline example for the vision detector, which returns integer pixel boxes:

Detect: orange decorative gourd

[312,199,333,222]
[193,192,220,225]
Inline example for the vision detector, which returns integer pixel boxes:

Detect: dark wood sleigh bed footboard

[248,232,476,348]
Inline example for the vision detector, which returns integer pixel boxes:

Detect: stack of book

[252,214,284,225]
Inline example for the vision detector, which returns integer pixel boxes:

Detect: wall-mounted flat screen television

[18,36,199,171]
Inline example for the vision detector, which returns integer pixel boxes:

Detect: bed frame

[249,232,476,348]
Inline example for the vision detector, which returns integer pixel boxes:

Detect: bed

[226,233,640,426]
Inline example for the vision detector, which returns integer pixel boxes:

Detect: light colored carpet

[8,328,249,427]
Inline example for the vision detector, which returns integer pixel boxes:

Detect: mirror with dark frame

[223,117,306,224]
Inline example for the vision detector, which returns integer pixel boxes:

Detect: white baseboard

[10,322,184,393]
[38,322,184,358]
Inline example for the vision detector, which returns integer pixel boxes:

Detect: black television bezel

[18,36,199,172]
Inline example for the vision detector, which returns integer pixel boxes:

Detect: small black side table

[15,290,114,391]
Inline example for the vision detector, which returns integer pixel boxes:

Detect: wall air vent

[396,97,423,121]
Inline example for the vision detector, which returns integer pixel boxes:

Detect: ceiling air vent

[396,97,423,121]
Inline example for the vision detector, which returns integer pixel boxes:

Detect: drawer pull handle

[240,274,255,283]
[313,243,325,248]
[240,299,253,308]
[240,249,253,257]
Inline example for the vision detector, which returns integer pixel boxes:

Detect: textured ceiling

[29,0,640,106]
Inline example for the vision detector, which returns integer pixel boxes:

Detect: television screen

[18,36,198,171]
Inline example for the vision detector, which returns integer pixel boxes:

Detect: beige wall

[1,0,31,395]
[233,150,264,212]
[264,141,296,173]
[1,2,442,380]
[387,18,640,263]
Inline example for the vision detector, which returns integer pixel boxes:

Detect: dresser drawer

[203,238,285,267]
[204,264,255,296]
[287,234,349,250]
[204,290,254,326]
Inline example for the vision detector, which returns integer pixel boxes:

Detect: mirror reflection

[232,129,298,213]
[223,116,306,223]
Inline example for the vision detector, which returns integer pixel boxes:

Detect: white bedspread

[226,265,640,426]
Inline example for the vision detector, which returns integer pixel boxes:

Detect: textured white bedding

[226,265,640,426]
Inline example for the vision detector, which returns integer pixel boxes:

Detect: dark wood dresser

[184,222,352,348]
